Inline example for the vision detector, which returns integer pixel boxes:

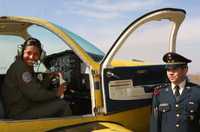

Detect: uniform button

[176,124,180,128]
[190,115,194,120]
[176,104,179,108]
[189,101,194,105]
[190,110,194,113]
[176,114,180,117]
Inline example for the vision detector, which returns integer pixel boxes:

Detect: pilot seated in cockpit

[2,37,71,119]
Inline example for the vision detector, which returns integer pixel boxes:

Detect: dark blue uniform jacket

[150,82,200,132]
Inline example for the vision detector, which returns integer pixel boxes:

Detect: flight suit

[150,82,200,132]
[2,59,71,119]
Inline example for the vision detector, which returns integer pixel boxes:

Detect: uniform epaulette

[187,82,199,87]
[153,83,169,96]
[161,83,170,88]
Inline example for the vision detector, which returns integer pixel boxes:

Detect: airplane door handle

[106,71,119,79]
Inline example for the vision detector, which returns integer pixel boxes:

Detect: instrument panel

[44,50,81,82]
[43,50,91,115]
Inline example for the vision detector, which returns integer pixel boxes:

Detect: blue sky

[0,0,199,74]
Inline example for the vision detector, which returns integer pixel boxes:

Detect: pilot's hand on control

[56,82,67,98]
[54,72,68,99]
[48,72,59,79]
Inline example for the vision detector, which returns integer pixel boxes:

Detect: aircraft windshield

[51,23,105,62]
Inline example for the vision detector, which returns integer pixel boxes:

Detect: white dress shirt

[171,80,186,95]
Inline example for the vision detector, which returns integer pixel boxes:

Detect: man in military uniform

[2,37,71,119]
[150,52,200,132]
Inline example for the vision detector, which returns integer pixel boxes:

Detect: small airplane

[0,8,185,131]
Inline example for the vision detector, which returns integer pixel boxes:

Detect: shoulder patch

[153,83,169,96]
[153,86,161,96]
[22,72,32,83]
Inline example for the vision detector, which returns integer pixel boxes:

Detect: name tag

[159,103,170,112]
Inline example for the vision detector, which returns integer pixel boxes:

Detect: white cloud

[62,0,162,20]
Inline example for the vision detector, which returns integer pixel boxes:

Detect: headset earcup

[17,45,23,57]
[40,50,46,60]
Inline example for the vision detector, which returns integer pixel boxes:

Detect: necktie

[174,85,180,97]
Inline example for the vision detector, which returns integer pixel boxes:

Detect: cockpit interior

[0,49,92,119]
